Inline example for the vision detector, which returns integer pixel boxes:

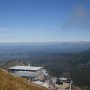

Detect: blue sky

[0,0,90,43]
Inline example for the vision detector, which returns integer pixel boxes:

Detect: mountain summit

[0,69,47,90]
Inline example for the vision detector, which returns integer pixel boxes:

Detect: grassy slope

[0,69,48,90]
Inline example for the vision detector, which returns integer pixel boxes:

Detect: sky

[0,0,90,43]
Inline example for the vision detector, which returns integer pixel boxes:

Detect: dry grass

[0,69,48,90]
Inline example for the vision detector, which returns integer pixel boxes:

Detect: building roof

[59,77,67,81]
[9,66,43,71]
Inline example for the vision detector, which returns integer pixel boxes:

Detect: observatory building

[8,65,45,80]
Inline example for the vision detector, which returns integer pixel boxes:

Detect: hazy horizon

[0,40,90,44]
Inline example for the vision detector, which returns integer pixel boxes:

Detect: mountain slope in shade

[0,69,47,90]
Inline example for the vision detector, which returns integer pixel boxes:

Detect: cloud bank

[61,5,90,31]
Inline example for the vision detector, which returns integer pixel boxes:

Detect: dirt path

[56,83,70,90]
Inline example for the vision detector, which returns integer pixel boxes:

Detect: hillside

[0,49,90,89]
[0,69,47,90]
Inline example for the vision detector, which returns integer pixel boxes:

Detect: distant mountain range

[0,41,90,61]
[0,41,90,53]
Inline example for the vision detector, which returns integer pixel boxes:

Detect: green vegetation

[69,50,90,87]
[1,49,90,88]
[71,67,90,86]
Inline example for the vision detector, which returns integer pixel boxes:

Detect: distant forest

[0,47,90,87]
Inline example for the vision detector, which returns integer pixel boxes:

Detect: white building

[8,65,45,80]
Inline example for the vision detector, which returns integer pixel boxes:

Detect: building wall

[9,68,44,80]
[33,73,44,80]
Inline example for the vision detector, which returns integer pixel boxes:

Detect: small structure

[59,77,67,82]
[8,65,45,80]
